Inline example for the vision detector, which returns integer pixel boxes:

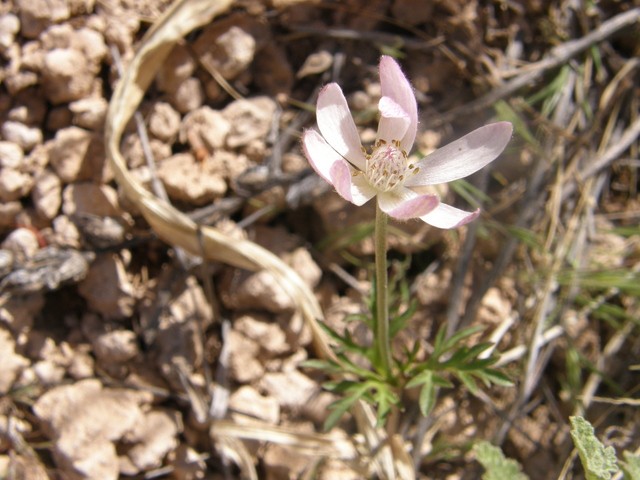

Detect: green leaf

[442,326,485,354]
[620,450,640,480]
[478,369,514,387]
[456,371,478,396]
[323,383,370,432]
[458,357,500,371]
[299,359,341,372]
[419,376,436,417]
[389,299,417,339]
[475,441,529,480]
[406,370,452,389]
[570,416,619,480]
[373,386,400,428]
[461,342,496,363]
[431,324,448,360]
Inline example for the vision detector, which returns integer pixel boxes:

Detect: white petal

[376,96,410,145]
[330,159,377,206]
[420,203,480,229]
[377,187,439,219]
[302,129,344,183]
[379,56,418,153]
[316,83,367,170]
[405,122,513,187]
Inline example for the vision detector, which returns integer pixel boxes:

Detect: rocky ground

[0,0,639,479]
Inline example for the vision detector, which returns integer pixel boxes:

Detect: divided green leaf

[620,450,640,480]
[475,441,529,480]
[570,416,619,480]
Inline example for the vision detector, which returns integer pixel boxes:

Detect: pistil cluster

[360,139,419,192]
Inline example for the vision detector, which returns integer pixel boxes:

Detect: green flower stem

[375,198,392,379]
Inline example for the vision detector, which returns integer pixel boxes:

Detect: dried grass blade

[210,420,358,460]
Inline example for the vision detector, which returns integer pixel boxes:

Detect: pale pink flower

[302,56,513,229]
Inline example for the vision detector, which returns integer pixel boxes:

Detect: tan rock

[169,77,204,114]
[220,268,294,313]
[207,149,250,183]
[62,182,119,218]
[222,97,276,148]
[156,153,226,206]
[68,0,95,16]
[72,27,107,65]
[125,409,182,472]
[20,40,45,71]
[93,330,139,364]
[0,249,12,277]
[32,168,62,219]
[301,391,340,425]
[281,153,307,174]
[0,168,33,202]
[234,314,290,356]
[148,102,181,143]
[1,228,40,263]
[180,106,231,152]
[416,267,453,307]
[77,253,135,320]
[0,141,23,169]
[33,379,153,480]
[0,121,42,152]
[103,14,139,55]
[15,0,69,38]
[228,330,264,383]
[206,26,256,80]
[49,127,108,183]
[0,14,20,51]
[0,328,30,394]
[52,215,81,249]
[0,293,44,335]
[169,445,208,480]
[47,106,72,131]
[286,248,322,289]
[149,276,212,389]
[42,48,94,104]
[263,432,312,480]
[67,346,95,380]
[8,89,47,126]
[69,97,108,130]
[33,359,66,384]
[258,370,317,409]
[0,201,21,227]
[229,386,280,424]
[121,133,172,169]
[318,459,362,480]
[478,287,512,325]
[4,71,39,95]
[155,44,196,94]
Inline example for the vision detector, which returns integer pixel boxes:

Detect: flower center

[362,139,419,192]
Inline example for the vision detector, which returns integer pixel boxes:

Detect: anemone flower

[302,55,513,229]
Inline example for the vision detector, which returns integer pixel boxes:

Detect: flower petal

[376,96,411,145]
[420,203,480,229]
[405,122,513,187]
[378,187,439,219]
[379,56,418,153]
[302,129,344,183]
[330,159,377,206]
[316,83,367,170]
